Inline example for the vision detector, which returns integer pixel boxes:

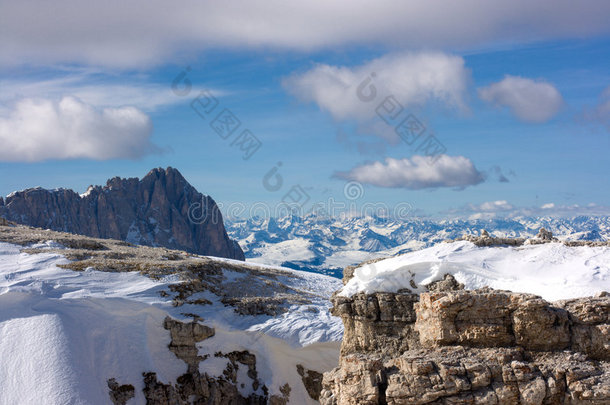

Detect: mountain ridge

[0,167,244,260]
[227,214,610,276]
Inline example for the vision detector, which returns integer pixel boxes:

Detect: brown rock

[415,289,572,351]
[557,296,610,360]
[297,364,324,400]
[164,316,215,372]
[321,347,610,405]
[323,286,610,404]
[331,292,420,357]
[107,378,135,405]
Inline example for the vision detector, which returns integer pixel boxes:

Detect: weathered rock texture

[107,378,135,405]
[139,318,289,404]
[297,364,324,401]
[0,167,244,260]
[164,316,215,371]
[322,285,610,404]
[331,292,420,357]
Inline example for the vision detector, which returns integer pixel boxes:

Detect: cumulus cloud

[478,75,563,123]
[2,1,610,67]
[284,52,470,120]
[335,155,485,190]
[0,97,158,162]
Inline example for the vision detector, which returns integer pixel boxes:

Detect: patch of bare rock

[0,223,314,315]
[114,317,291,404]
[321,276,610,404]
[456,228,610,248]
[0,224,322,403]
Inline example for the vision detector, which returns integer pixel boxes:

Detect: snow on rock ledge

[339,241,610,301]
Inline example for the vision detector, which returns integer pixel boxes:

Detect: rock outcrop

[322,282,610,404]
[119,317,290,404]
[0,167,244,260]
[457,228,609,248]
[107,378,135,405]
[297,364,324,401]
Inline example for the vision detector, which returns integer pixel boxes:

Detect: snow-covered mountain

[226,215,610,277]
[2,219,609,403]
[0,223,341,404]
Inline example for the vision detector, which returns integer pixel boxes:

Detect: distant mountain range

[0,168,244,260]
[226,215,610,277]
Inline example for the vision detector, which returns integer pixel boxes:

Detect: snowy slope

[340,241,610,301]
[0,241,342,404]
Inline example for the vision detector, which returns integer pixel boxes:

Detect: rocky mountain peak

[0,168,244,260]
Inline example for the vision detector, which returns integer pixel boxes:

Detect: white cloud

[476,200,514,212]
[0,72,224,113]
[541,203,556,209]
[478,75,563,123]
[283,52,470,121]
[2,1,610,67]
[0,97,157,162]
[335,155,485,190]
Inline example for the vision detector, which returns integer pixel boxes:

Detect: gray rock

[0,167,244,260]
[537,227,554,241]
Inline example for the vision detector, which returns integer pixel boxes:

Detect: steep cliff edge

[321,238,610,404]
[322,285,610,404]
[0,167,244,260]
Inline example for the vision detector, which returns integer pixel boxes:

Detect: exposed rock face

[164,316,215,371]
[107,378,135,405]
[322,285,610,404]
[416,289,572,352]
[558,294,610,361]
[457,229,610,248]
[332,292,420,357]
[0,167,244,260]
[140,318,286,404]
[322,348,610,405]
[297,364,324,400]
[537,227,555,241]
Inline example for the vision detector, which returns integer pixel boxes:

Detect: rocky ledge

[321,278,610,404]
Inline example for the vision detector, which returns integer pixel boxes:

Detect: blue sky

[1,1,609,219]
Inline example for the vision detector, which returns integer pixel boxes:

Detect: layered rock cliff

[321,278,610,404]
[0,167,244,260]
